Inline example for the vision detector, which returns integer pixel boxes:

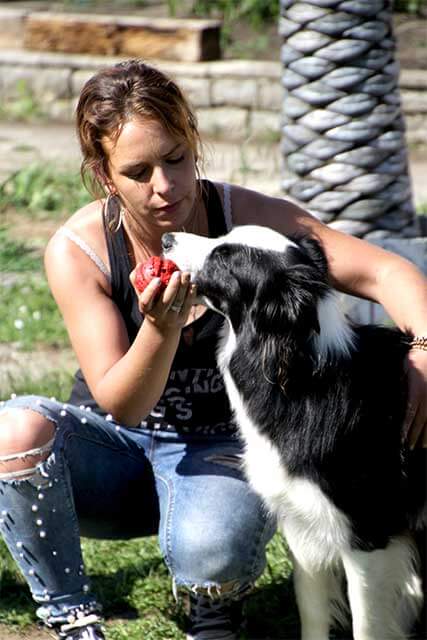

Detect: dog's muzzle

[161,233,175,253]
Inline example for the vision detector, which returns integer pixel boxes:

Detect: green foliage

[0,164,91,218]
[0,80,44,122]
[395,0,426,14]
[0,226,42,273]
[0,277,69,350]
[0,370,75,404]
[191,0,279,28]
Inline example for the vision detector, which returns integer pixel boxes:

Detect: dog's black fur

[194,236,425,551]
[163,226,426,637]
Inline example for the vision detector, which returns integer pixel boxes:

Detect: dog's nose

[161,233,175,253]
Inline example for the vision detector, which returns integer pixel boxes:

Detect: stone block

[178,76,211,108]
[400,69,427,90]
[71,69,99,97]
[0,65,70,102]
[23,13,222,62]
[257,78,284,110]
[248,110,280,142]
[405,115,427,145]
[401,90,427,114]
[208,60,281,79]
[197,107,248,142]
[211,77,257,108]
[46,98,74,123]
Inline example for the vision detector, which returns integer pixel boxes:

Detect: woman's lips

[157,198,182,213]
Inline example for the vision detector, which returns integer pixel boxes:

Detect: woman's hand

[130,267,197,331]
[404,348,427,448]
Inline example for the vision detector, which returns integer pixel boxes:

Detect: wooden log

[23,12,222,62]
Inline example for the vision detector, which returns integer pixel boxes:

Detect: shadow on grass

[0,551,425,640]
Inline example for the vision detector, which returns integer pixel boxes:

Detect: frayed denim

[0,395,276,625]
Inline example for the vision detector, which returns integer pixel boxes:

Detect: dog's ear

[251,274,320,337]
[291,236,329,284]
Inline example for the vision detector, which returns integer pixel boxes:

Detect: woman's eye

[167,154,185,165]
[129,168,149,180]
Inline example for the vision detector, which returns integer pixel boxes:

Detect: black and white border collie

[162,225,426,640]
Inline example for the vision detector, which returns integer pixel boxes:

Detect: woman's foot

[185,592,245,640]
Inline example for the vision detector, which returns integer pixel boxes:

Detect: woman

[0,59,425,640]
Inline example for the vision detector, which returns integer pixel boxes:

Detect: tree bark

[280,0,418,239]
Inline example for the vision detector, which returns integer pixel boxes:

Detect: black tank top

[68,180,235,436]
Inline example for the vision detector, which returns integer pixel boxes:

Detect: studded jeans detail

[0,395,276,627]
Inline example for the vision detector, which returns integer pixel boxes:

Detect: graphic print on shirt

[143,366,234,434]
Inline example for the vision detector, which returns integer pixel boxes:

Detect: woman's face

[103,117,198,233]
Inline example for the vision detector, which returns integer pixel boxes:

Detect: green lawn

[0,533,300,639]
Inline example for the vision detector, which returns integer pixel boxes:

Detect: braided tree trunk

[280,0,417,239]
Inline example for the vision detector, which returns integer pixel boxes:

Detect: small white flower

[14,319,24,330]
[18,305,28,315]
[32,311,42,320]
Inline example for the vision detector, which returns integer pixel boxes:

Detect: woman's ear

[93,160,114,194]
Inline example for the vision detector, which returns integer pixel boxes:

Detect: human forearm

[93,320,181,425]
[368,255,427,336]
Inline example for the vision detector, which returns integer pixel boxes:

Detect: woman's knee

[0,405,56,479]
[167,518,258,586]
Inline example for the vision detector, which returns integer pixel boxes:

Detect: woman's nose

[152,165,174,195]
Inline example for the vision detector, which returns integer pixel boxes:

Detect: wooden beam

[24,12,222,62]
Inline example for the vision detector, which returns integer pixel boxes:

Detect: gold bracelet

[410,336,427,351]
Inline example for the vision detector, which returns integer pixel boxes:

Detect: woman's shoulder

[219,183,303,228]
[45,198,111,288]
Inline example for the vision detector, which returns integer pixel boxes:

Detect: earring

[105,192,124,232]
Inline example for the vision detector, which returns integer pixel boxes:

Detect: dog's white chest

[222,367,351,570]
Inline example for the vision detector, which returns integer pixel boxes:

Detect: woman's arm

[45,232,195,426]
[231,185,427,446]
[230,184,427,333]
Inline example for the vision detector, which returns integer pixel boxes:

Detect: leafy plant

[0,164,91,218]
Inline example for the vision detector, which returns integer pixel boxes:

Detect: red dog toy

[135,256,179,294]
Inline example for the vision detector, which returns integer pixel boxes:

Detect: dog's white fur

[163,225,424,640]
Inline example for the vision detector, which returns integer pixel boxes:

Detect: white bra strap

[56,227,111,281]
[222,183,233,231]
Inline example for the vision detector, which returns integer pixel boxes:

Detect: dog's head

[162,225,335,342]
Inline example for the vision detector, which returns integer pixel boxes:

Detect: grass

[0,276,69,351]
[0,163,91,220]
[0,226,42,273]
[0,533,298,639]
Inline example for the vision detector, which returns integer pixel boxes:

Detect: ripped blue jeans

[0,395,276,627]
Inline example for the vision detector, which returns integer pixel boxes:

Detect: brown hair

[76,59,202,199]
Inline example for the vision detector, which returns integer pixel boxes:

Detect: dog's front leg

[292,557,332,640]
[342,537,422,640]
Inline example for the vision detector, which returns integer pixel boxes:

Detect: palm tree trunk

[280,0,418,239]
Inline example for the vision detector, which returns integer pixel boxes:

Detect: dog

[162,224,426,640]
